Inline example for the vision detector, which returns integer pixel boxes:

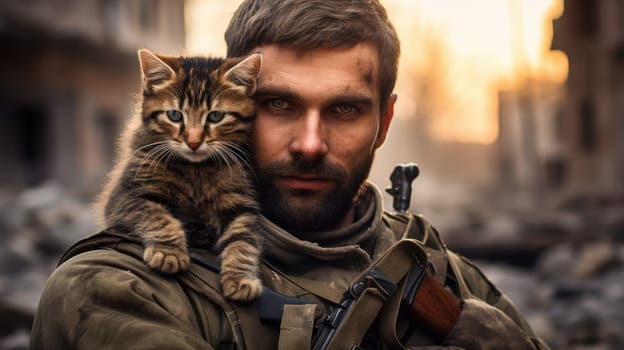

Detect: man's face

[252,43,395,233]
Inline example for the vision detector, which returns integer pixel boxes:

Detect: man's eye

[268,99,288,109]
[334,104,356,114]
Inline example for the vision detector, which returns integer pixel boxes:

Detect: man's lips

[275,176,334,191]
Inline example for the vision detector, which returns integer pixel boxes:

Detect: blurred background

[0,0,623,349]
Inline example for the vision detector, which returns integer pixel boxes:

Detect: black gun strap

[323,238,428,350]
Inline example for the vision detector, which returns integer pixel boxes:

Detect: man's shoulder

[40,230,226,328]
[33,235,228,350]
[45,229,193,303]
[46,242,178,300]
[57,227,142,265]
[54,229,221,289]
[381,211,446,249]
[381,211,502,297]
[447,251,502,299]
[55,244,146,276]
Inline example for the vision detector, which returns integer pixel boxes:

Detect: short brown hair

[225,0,400,112]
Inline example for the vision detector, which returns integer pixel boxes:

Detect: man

[30,0,549,349]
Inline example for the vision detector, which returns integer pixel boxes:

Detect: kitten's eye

[207,110,225,123]
[166,109,183,122]
[268,99,288,110]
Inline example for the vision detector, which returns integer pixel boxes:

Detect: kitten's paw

[144,244,190,274]
[221,274,263,301]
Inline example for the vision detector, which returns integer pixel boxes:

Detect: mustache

[258,158,347,180]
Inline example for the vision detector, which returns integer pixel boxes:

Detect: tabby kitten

[97,49,263,301]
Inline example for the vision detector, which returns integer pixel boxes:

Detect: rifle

[311,268,397,350]
[386,163,461,341]
[310,283,361,350]
[401,257,462,342]
[311,163,462,349]
[387,163,462,340]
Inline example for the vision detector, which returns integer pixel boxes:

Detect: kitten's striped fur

[96,49,263,301]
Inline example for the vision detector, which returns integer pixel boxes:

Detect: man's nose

[289,111,328,160]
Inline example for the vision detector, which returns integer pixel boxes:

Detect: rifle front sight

[385,163,419,213]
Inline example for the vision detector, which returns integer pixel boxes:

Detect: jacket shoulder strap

[383,211,446,250]
[384,212,472,295]
[378,212,474,349]
[321,238,428,350]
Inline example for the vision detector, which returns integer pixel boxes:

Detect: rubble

[0,183,97,349]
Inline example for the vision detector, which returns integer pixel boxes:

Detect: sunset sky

[186,0,567,144]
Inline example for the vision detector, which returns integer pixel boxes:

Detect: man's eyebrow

[327,94,374,107]
[253,86,374,107]
[253,86,298,100]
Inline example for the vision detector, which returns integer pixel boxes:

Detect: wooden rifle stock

[407,267,462,342]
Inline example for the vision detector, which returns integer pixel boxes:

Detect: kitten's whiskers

[131,142,174,186]
[212,142,250,181]
[131,140,170,158]
[219,141,253,175]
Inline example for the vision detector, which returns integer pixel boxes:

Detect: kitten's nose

[187,142,202,150]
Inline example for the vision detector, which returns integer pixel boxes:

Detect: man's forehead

[355,54,375,88]
[252,43,379,90]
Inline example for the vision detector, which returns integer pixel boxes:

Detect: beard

[256,155,373,234]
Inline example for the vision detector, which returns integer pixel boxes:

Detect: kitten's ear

[138,49,178,91]
[224,53,262,95]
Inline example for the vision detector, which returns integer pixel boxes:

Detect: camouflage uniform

[30,184,549,349]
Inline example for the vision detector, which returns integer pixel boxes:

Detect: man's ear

[374,93,397,149]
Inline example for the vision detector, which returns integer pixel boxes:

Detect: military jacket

[30,184,549,349]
